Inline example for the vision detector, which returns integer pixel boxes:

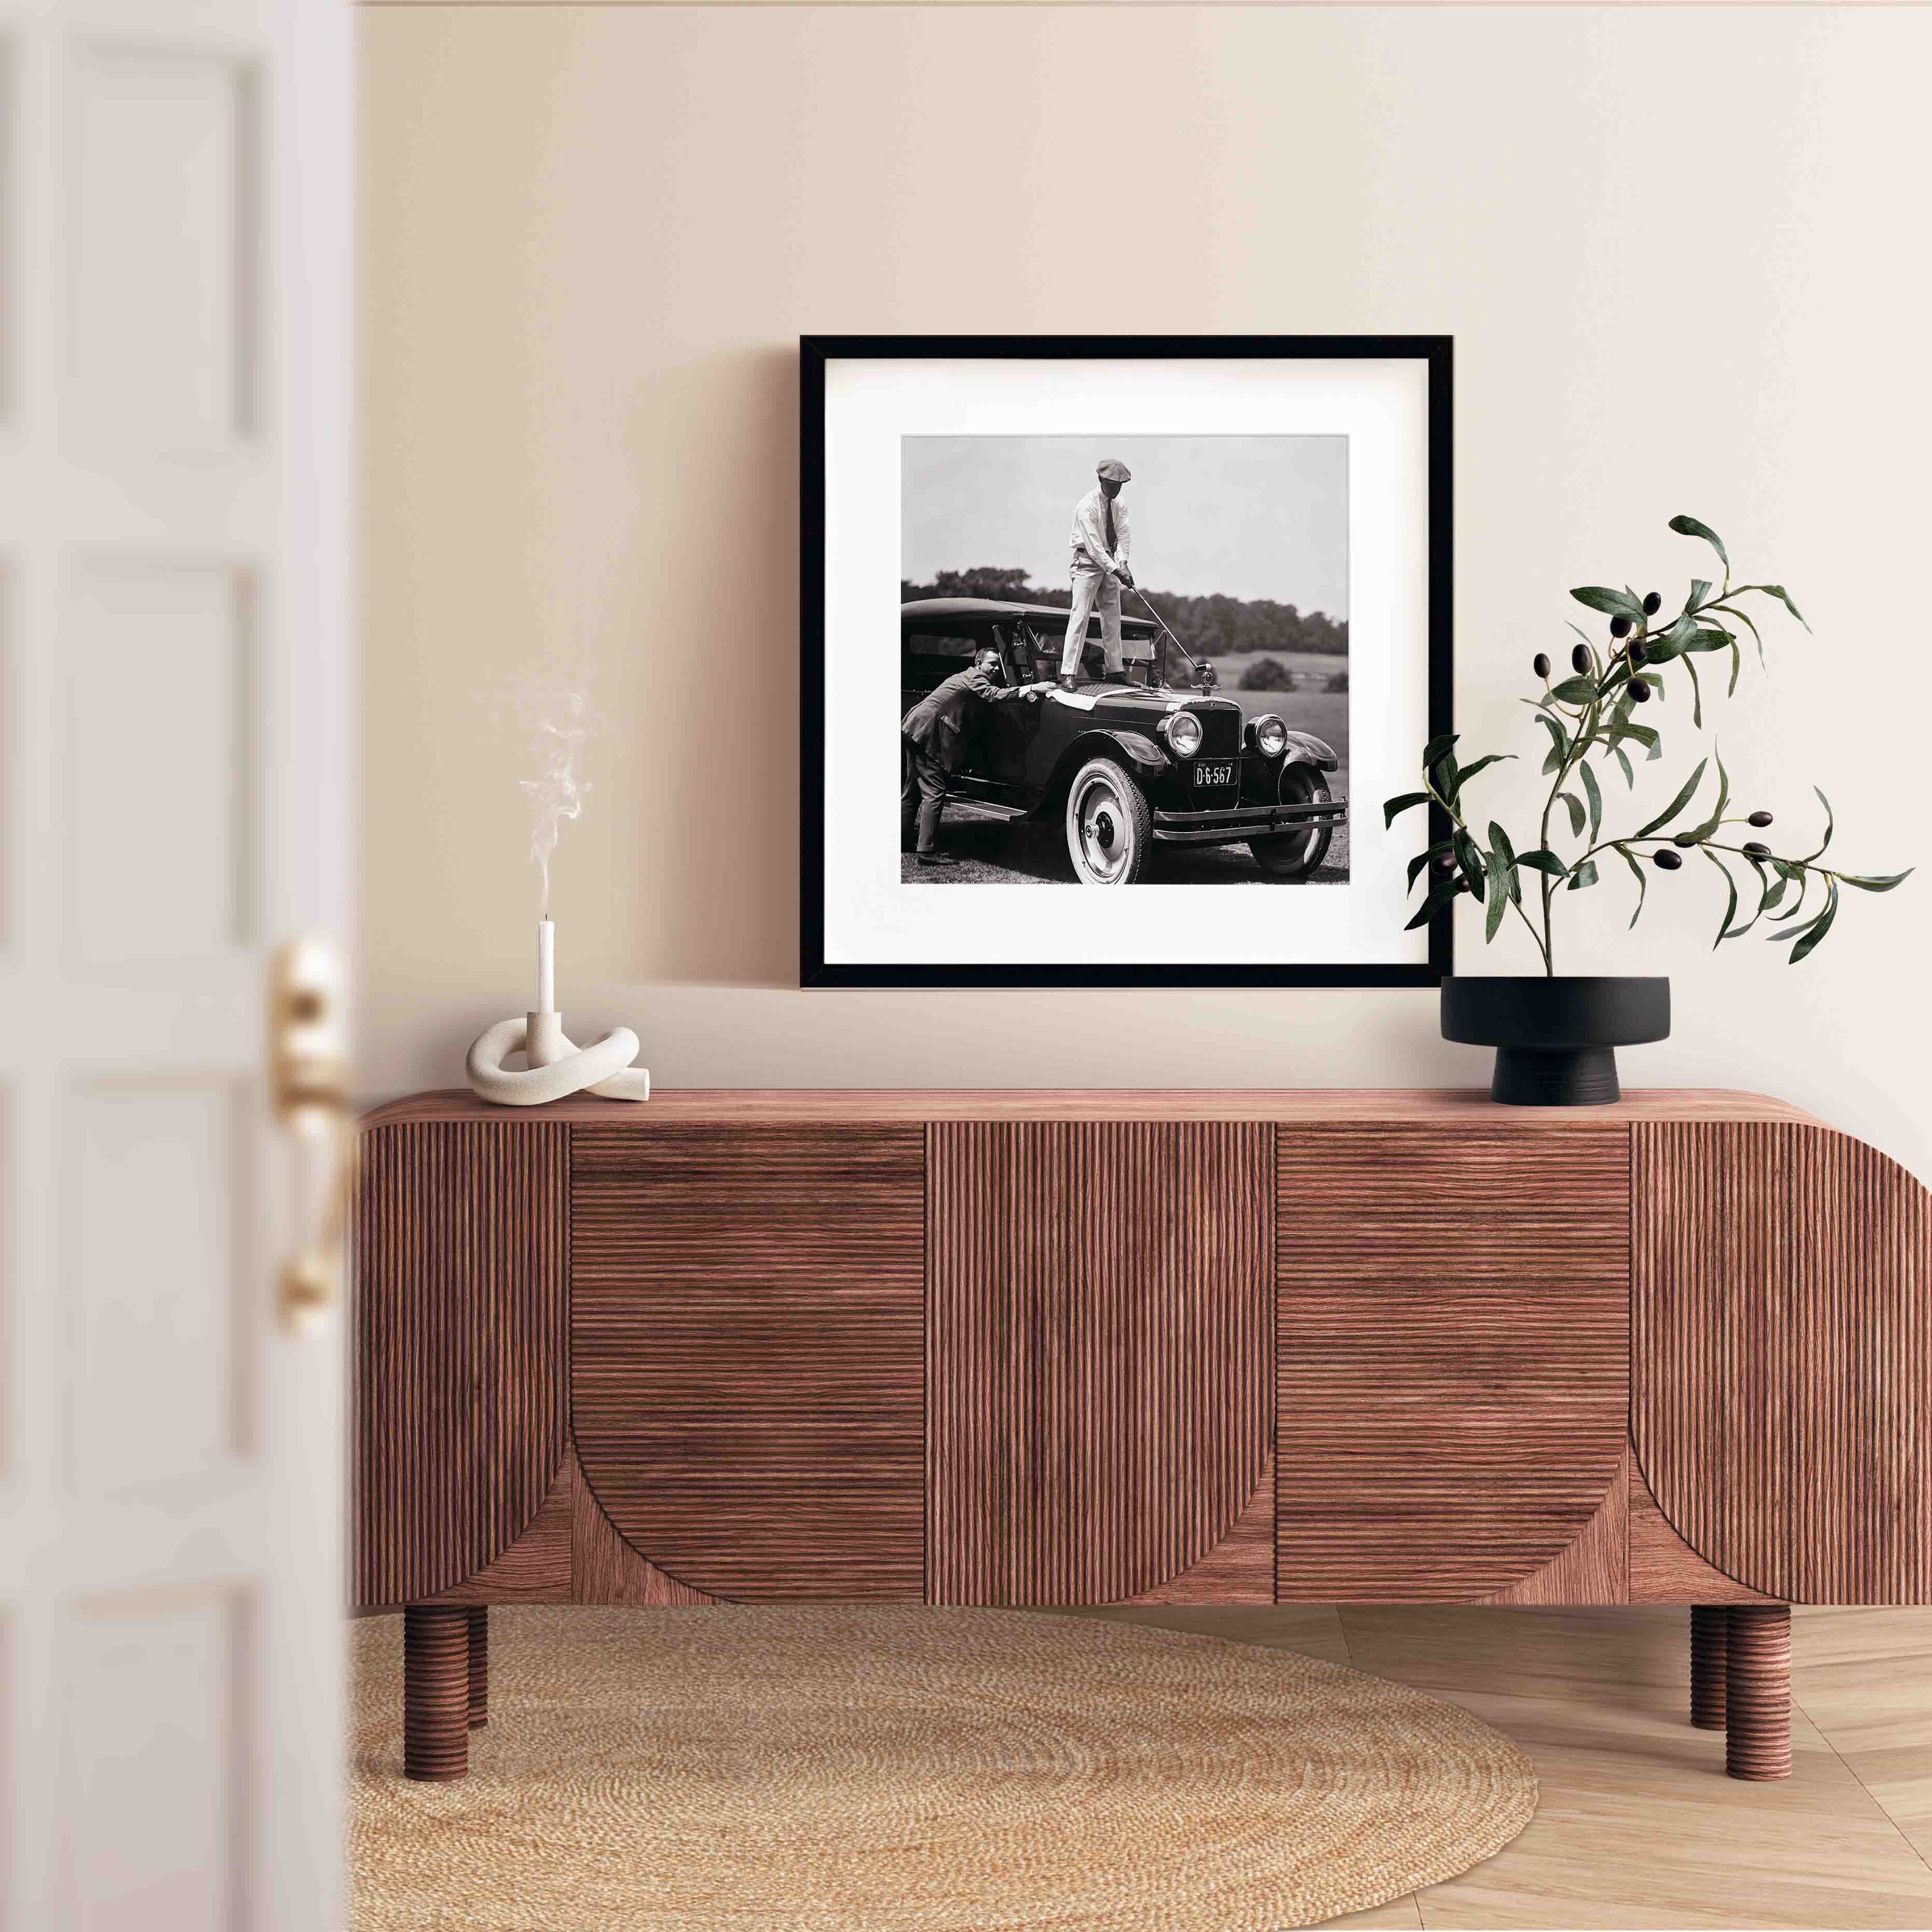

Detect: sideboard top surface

[362,1087,1815,1131]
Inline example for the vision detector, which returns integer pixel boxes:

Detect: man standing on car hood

[901,645,1051,868]
[1060,458,1134,689]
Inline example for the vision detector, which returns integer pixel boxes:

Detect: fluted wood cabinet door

[571,1123,927,1599]
[927,1121,1275,1606]
[1277,1124,1630,1601]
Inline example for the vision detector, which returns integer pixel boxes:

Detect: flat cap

[1095,458,1132,483]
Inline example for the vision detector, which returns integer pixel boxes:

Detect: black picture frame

[800,333,1453,988]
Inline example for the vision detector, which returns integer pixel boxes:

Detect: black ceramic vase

[1440,976,1670,1106]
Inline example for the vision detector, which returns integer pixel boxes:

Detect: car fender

[1281,729,1340,773]
[1043,730,1169,807]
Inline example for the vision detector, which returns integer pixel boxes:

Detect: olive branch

[1385,515,1911,974]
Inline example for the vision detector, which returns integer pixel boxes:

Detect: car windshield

[1006,617,1205,687]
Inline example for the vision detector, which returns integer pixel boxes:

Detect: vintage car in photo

[900,597,1347,884]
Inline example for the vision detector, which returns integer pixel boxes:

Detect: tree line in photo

[900,567,1350,658]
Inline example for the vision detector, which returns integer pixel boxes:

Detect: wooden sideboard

[353,1088,1932,1785]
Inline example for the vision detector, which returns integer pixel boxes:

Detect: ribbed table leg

[467,1606,489,1730]
[404,1605,471,1782]
[1691,1605,1729,1730]
[1725,1604,1791,1781]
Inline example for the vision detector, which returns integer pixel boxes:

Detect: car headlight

[1249,714,1289,759]
[1162,710,1204,758]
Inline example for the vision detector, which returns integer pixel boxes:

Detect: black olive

[1744,841,1772,860]
[1433,850,1457,872]
[1609,616,1632,638]
[1627,638,1646,666]
[1748,810,1773,828]
[1533,652,1551,680]
[1643,591,1662,616]
[1572,644,1592,675]
[1629,679,1652,703]
[1653,848,1683,871]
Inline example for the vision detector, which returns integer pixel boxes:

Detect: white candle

[537,918,555,1013]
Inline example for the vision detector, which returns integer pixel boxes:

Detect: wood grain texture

[466,1607,488,1729]
[425,1453,574,1605]
[1481,1451,1629,1606]
[1121,1461,1276,1606]
[366,1088,1815,1131]
[1691,1605,1728,1730]
[569,1445,716,1606]
[1726,1604,1793,1780]
[353,1121,570,1608]
[572,1123,926,1600]
[1629,1456,1777,1605]
[402,1606,471,1782]
[1634,1121,1932,1603]
[1278,1124,1630,1602]
[927,1120,1274,1606]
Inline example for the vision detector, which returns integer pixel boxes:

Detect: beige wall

[361,6,1932,1175]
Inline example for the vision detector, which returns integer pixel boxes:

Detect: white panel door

[0,0,353,1926]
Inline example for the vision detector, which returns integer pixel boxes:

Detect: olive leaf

[1536,714,1568,774]
[1669,514,1729,574]
[1683,750,1730,843]
[1453,829,1488,900]
[1566,859,1600,891]
[1490,822,1522,907]
[1561,791,1586,838]
[1383,790,1431,829]
[1483,850,1510,942]
[1633,756,1709,840]
[1579,759,1603,841]
[1407,840,1453,891]
[1704,849,1740,947]
[1613,744,1636,789]
[1802,787,1835,861]
[1839,870,1915,892]
[1514,849,1569,876]
[1616,842,1648,928]
[1712,599,1767,671]
[1404,882,1458,931]
[1571,586,1645,618]
[1548,676,1596,706]
[1683,652,1703,730]
[1455,753,1516,787]
[1762,585,1810,631]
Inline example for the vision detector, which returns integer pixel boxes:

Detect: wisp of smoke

[518,686,591,919]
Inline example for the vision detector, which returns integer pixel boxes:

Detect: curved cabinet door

[927,1120,1276,1606]
[1635,1119,1932,1603]
[571,1122,926,1600]
[1278,1124,1630,1602]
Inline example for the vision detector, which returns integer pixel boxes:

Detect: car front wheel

[1065,757,1151,885]
[1249,765,1335,879]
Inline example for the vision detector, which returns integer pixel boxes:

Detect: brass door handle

[270,938,354,1333]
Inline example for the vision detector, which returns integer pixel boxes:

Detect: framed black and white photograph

[800,336,1452,986]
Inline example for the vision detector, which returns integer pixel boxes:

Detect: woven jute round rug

[350,1605,1535,1931]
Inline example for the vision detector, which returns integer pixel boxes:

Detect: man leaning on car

[902,645,1052,868]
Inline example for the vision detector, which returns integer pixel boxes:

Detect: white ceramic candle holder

[465,919,650,1106]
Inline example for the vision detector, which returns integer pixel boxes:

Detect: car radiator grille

[1190,703,1243,759]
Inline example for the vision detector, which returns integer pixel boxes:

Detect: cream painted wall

[360,6,1932,1176]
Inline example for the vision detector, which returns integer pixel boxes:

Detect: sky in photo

[901,435,1349,614]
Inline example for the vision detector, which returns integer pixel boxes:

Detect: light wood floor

[1074,1604,1932,1930]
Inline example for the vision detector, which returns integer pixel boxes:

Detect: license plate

[1193,759,1238,788]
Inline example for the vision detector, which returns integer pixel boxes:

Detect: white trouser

[1061,566,1123,678]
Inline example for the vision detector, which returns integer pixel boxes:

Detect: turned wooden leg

[404,1605,471,1782]
[1690,1605,1729,1730]
[467,1606,489,1730]
[1725,1603,1792,1781]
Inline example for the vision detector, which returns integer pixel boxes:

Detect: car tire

[1249,766,1335,879]
[1065,757,1152,885]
